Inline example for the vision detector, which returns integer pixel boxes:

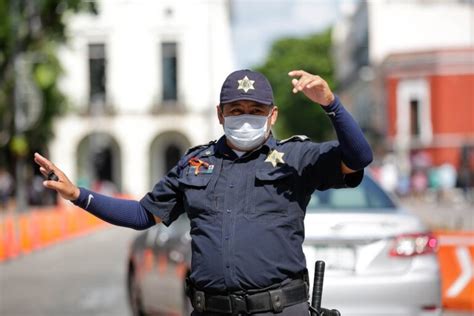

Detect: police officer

[34,69,373,316]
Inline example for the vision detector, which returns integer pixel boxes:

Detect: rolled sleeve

[139,165,184,227]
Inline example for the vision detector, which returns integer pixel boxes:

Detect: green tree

[256,29,336,141]
[0,0,96,167]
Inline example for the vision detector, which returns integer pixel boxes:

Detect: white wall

[58,0,233,114]
[52,0,234,197]
[332,0,474,139]
[368,0,474,64]
[333,0,474,75]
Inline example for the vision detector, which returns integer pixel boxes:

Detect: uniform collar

[215,133,277,158]
[263,133,277,150]
[215,136,236,158]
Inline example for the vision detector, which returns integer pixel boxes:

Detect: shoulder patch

[279,135,310,144]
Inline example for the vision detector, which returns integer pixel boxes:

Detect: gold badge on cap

[265,149,285,167]
[237,76,255,93]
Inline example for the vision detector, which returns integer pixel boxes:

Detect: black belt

[188,279,309,315]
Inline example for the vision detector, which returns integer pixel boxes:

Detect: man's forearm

[322,95,373,170]
[72,187,156,230]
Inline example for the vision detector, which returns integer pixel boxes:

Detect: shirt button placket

[223,209,232,280]
[222,160,235,287]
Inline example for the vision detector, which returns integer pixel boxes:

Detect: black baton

[310,260,341,316]
[311,260,325,315]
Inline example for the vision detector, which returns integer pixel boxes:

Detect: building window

[77,133,122,192]
[161,42,178,102]
[149,133,190,187]
[88,43,106,111]
[409,98,421,137]
[396,79,432,146]
[165,144,182,172]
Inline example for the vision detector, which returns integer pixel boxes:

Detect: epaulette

[279,135,310,144]
[177,141,216,171]
[184,140,216,156]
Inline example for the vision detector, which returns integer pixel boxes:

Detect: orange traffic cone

[29,211,40,250]
[4,216,20,260]
[18,215,32,254]
[0,220,6,261]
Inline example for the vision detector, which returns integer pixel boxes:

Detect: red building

[383,48,474,170]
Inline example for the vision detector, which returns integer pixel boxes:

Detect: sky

[231,0,347,69]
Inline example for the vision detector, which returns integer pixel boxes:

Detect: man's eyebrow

[249,104,268,110]
[226,102,246,108]
[250,104,266,108]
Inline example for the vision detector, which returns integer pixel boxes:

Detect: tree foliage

[256,29,336,141]
[0,0,96,167]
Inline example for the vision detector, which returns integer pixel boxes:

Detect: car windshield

[307,175,397,213]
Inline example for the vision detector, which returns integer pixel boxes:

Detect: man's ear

[270,106,278,126]
[217,105,224,125]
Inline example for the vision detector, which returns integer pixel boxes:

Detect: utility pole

[13,59,29,213]
[11,0,43,212]
[10,0,27,213]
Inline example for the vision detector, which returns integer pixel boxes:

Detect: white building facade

[51,0,234,197]
[332,0,474,173]
[333,0,474,132]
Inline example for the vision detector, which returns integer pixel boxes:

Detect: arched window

[149,132,190,187]
[165,145,182,173]
[77,133,121,193]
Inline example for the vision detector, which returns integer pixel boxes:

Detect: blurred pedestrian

[437,163,457,202]
[379,154,399,193]
[457,145,474,204]
[411,150,432,170]
[34,69,373,315]
[0,167,14,211]
[411,169,428,200]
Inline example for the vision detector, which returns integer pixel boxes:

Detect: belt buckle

[230,293,247,315]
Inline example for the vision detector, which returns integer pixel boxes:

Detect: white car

[303,174,442,316]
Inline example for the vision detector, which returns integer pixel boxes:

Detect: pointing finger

[288,70,306,78]
[34,152,54,172]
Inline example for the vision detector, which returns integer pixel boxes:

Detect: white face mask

[224,113,271,151]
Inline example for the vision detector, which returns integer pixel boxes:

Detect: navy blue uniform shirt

[140,134,363,292]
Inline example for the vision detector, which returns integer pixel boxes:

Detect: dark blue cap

[219,69,274,105]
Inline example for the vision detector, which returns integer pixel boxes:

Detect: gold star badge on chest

[265,149,285,167]
[237,76,255,93]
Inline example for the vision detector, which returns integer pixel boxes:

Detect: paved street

[0,226,138,316]
[0,215,472,316]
